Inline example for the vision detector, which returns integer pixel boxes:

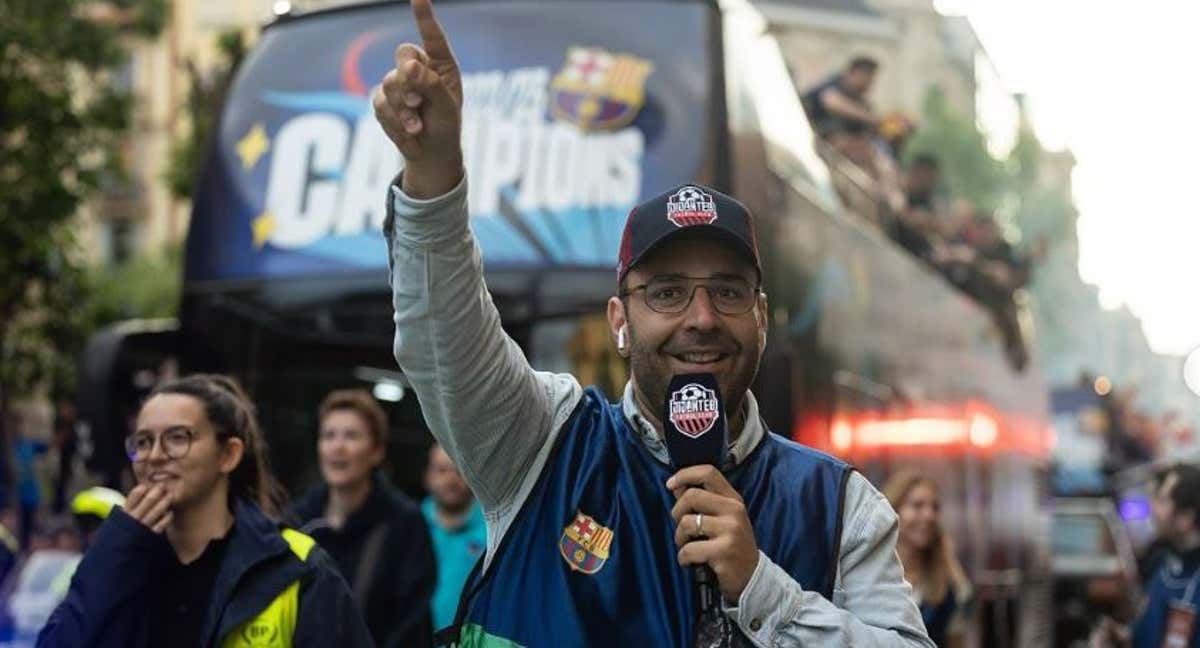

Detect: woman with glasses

[37,374,372,648]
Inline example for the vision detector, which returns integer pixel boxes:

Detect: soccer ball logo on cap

[666,186,718,227]
[668,383,719,438]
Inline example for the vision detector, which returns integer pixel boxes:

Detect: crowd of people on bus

[802,57,1037,370]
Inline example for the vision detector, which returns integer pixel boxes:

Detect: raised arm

[374,0,581,513]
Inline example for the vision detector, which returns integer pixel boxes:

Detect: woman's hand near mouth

[125,483,175,534]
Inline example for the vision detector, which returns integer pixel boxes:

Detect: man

[1093,463,1200,647]
[1139,467,1179,587]
[422,443,486,632]
[374,1,933,645]
[903,154,940,212]
[801,56,880,138]
[801,56,880,171]
[1133,463,1200,646]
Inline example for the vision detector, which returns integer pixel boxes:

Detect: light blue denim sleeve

[723,472,935,647]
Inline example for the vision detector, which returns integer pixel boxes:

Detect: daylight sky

[935,0,1200,357]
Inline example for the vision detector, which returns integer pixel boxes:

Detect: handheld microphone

[662,373,732,646]
[663,373,728,471]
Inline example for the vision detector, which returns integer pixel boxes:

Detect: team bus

[79,0,1053,644]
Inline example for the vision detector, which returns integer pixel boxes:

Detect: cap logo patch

[668,383,719,438]
[666,186,718,227]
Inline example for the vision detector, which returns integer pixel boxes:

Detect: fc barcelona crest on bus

[668,383,719,438]
[550,47,654,131]
[559,511,614,574]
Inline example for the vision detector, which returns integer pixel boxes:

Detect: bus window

[531,315,628,397]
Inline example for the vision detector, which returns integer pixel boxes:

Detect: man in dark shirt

[1094,463,1200,647]
[802,56,880,138]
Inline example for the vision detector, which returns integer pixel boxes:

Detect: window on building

[104,219,139,265]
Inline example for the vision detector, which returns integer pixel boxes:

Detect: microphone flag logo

[668,383,720,438]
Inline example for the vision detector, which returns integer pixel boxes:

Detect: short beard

[625,318,760,433]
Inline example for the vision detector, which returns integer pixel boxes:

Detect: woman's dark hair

[147,374,286,518]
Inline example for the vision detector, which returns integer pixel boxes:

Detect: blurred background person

[38,374,369,647]
[69,486,125,549]
[1093,462,1200,647]
[1138,466,1178,587]
[13,431,47,550]
[0,488,117,646]
[51,398,80,515]
[422,443,485,632]
[885,472,973,648]
[802,55,881,170]
[293,389,436,647]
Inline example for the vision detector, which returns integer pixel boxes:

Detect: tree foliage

[902,87,1009,213]
[165,29,247,200]
[0,0,166,403]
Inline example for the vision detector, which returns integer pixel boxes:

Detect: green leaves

[0,0,166,400]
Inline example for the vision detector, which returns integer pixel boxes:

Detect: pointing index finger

[411,0,453,62]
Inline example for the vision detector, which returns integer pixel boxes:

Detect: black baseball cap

[616,184,761,285]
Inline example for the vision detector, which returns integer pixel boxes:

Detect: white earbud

[617,326,628,351]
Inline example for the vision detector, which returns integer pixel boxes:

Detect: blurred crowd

[802,57,1039,370]
[0,385,484,647]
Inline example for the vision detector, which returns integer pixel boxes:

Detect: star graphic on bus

[237,123,271,170]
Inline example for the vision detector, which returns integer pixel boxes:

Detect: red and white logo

[666,186,718,227]
[668,383,719,438]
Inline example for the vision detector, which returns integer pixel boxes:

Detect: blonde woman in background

[884,472,974,648]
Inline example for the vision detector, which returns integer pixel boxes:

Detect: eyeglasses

[125,428,195,462]
[621,275,762,315]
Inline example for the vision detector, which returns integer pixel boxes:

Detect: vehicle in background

[0,551,82,648]
[1050,498,1138,647]
[80,0,1053,643]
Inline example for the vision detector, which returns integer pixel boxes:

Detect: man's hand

[124,483,174,534]
[667,466,760,603]
[373,0,464,199]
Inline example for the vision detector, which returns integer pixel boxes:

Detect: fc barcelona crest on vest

[559,511,613,574]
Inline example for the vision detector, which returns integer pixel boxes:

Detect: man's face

[907,166,939,194]
[609,232,767,424]
[1152,472,1195,547]
[425,445,473,512]
[844,68,875,95]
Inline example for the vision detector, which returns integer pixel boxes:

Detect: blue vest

[1133,553,1200,648]
[451,388,851,647]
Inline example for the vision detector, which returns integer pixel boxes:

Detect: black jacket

[37,497,372,648]
[292,471,436,648]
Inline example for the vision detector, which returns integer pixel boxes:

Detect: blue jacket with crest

[450,388,851,647]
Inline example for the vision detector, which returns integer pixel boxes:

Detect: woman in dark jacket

[292,389,436,648]
[38,375,372,648]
